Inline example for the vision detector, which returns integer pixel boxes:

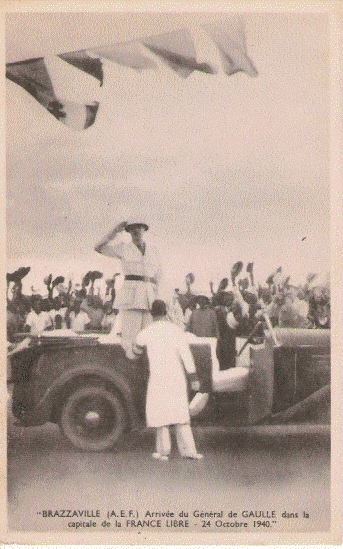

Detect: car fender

[23,363,140,428]
[269,384,330,424]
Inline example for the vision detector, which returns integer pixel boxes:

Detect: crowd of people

[7,260,330,345]
[6,269,120,342]
[171,262,330,332]
[7,219,331,363]
[166,263,330,371]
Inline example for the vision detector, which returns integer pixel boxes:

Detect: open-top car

[8,322,330,451]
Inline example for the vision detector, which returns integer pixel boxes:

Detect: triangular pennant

[6,58,100,130]
[58,50,104,85]
[143,29,215,78]
[6,57,58,107]
[90,41,157,71]
[202,21,258,77]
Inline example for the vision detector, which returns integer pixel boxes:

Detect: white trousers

[156,424,198,457]
[121,309,152,359]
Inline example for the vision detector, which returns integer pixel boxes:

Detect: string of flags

[6,20,258,131]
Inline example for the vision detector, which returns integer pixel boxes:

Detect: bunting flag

[89,41,157,71]
[58,50,104,85]
[47,100,99,131]
[6,18,257,131]
[6,57,99,131]
[6,57,56,108]
[202,21,258,77]
[142,29,215,78]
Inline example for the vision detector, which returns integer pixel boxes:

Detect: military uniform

[97,240,161,358]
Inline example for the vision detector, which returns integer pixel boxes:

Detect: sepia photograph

[2,2,342,545]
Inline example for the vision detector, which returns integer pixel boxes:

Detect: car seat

[186,335,250,393]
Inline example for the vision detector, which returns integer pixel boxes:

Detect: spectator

[167,289,185,329]
[241,290,263,337]
[24,296,53,334]
[50,296,67,329]
[226,298,244,329]
[210,277,229,307]
[7,302,25,343]
[101,302,118,332]
[281,286,310,328]
[278,295,305,328]
[313,302,330,329]
[10,281,23,303]
[184,296,197,327]
[81,295,104,330]
[215,291,237,370]
[293,287,310,319]
[68,298,91,331]
[185,272,195,294]
[230,261,243,288]
[77,288,87,299]
[186,295,219,338]
[58,292,69,309]
[261,292,284,327]
[308,287,330,329]
[54,314,63,330]
[178,272,197,314]
[258,287,273,307]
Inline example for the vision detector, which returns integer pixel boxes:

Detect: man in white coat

[95,219,162,358]
[134,300,203,461]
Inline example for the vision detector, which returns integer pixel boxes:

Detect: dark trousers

[216,331,236,370]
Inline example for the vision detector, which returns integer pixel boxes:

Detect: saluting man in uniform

[95,219,162,358]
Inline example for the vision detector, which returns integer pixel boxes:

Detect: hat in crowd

[82,271,92,287]
[52,276,65,287]
[266,273,275,286]
[186,272,195,284]
[44,274,53,286]
[7,267,31,283]
[90,270,103,282]
[125,219,149,232]
[231,261,243,278]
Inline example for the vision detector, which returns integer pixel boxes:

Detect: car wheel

[60,385,127,451]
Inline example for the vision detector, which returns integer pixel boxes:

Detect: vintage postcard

[1,1,342,545]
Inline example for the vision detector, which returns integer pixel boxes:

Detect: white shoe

[182,453,203,460]
[152,452,169,461]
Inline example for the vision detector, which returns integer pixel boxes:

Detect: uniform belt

[125,275,157,284]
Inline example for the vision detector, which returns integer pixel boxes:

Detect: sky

[5,10,331,296]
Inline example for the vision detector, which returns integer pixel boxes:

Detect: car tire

[59,385,127,451]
